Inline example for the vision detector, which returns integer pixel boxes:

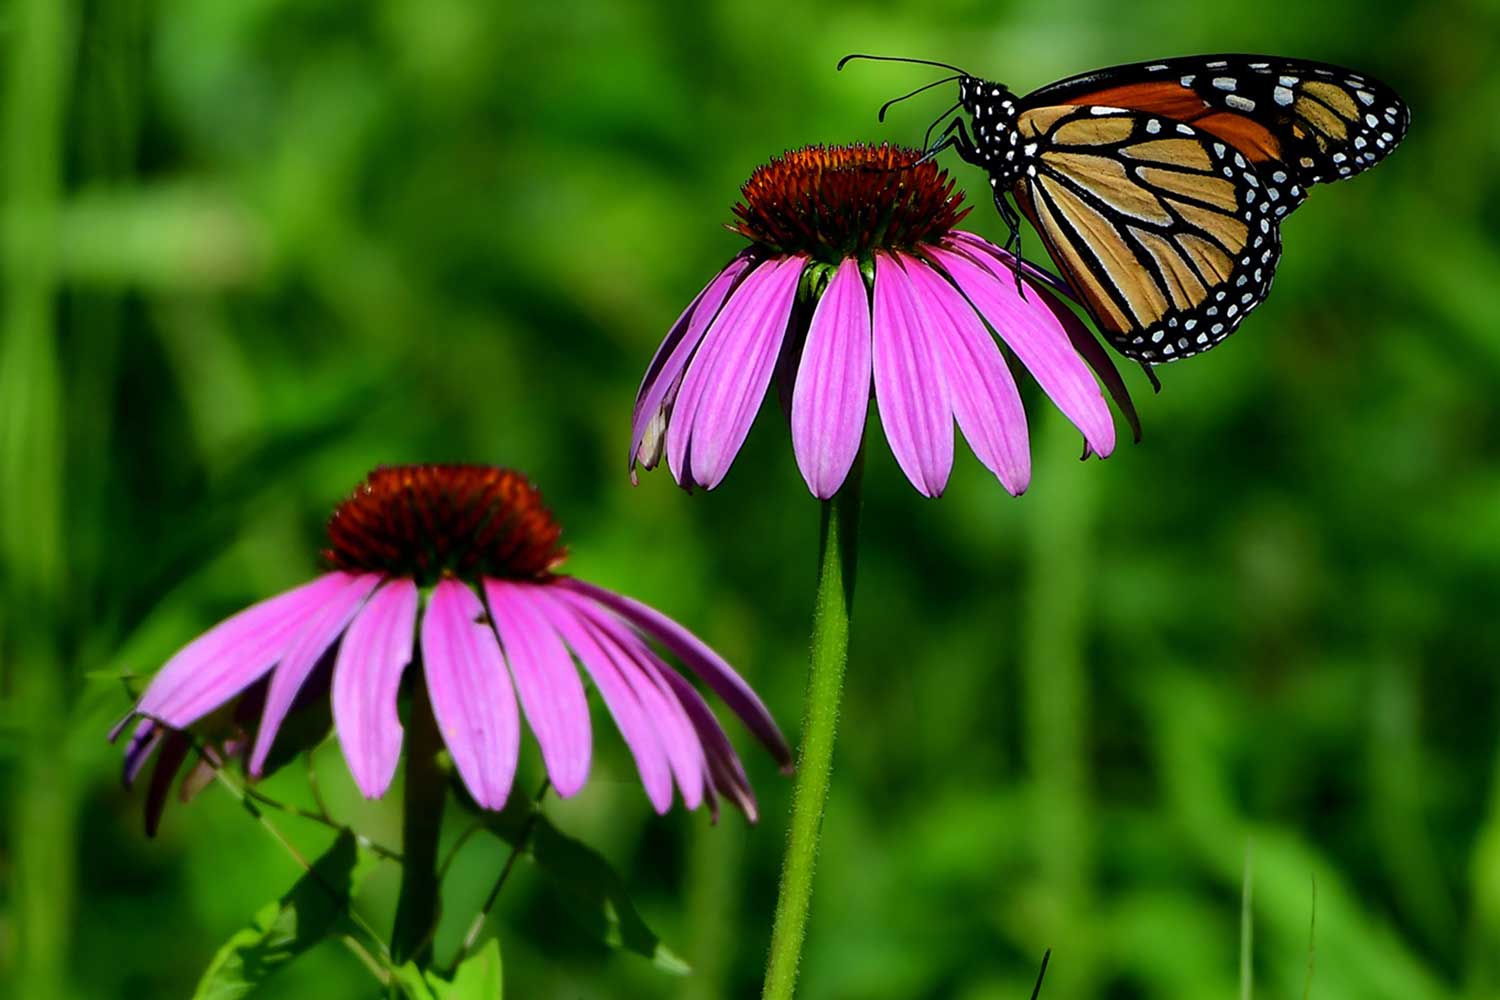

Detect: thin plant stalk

[392,673,447,965]
[1241,840,1255,1000]
[762,448,864,1000]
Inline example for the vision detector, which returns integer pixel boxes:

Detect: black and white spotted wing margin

[1011,105,1307,363]
[1028,54,1411,187]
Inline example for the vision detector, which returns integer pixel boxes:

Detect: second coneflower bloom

[114,465,790,831]
[630,143,1138,499]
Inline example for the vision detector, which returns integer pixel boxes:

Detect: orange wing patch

[1190,113,1283,161]
[1061,81,1208,119]
[1055,81,1284,163]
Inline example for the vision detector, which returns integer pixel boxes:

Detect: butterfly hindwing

[1023,54,1410,187]
[1012,104,1306,363]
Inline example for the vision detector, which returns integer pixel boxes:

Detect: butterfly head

[953,76,1019,171]
[957,76,1017,127]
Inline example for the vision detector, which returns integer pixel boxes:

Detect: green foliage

[433,941,504,1000]
[0,0,1496,998]
[485,796,691,974]
[192,832,377,1000]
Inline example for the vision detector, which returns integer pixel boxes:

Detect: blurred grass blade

[2,0,76,998]
[1240,840,1253,1000]
[1304,875,1318,1000]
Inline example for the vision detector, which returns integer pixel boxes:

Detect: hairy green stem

[762,450,864,1000]
[392,676,447,966]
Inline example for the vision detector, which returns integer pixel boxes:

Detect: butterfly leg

[992,191,1026,297]
[918,115,978,165]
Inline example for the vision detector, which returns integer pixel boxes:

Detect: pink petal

[137,573,352,727]
[332,578,419,799]
[1037,288,1142,445]
[665,255,805,490]
[950,233,1139,442]
[656,666,759,822]
[249,572,382,776]
[554,589,707,809]
[529,587,675,813]
[948,230,1077,300]
[872,251,954,497]
[929,245,1116,458]
[555,577,791,768]
[904,257,1031,495]
[421,578,520,811]
[630,255,754,475]
[483,579,592,798]
[791,257,872,499]
[121,719,163,787]
[145,731,192,837]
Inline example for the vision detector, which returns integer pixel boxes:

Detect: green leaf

[389,963,438,1000]
[192,831,373,1000]
[483,806,689,974]
[427,940,503,999]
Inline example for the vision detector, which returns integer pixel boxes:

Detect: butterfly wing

[1022,54,1410,187]
[1011,104,1304,363]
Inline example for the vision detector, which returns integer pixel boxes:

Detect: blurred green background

[2,0,1496,997]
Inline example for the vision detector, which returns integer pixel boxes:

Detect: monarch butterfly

[843,53,1410,366]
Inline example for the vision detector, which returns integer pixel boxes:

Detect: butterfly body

[933,55,1409,364]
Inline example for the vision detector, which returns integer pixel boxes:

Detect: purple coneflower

[630,143,1137,499]
[114,465,790,833]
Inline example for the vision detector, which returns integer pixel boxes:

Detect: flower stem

[762,449,864,1000]
[392,674,446,966]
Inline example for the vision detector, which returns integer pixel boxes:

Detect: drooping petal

[249,572,382,776]
[928,245,1116,458]
[947,230,1077,300]
[790,257,872,499]
[136,573,352,728]
[656,665,759,822]
[145,730,193,837]
[630,254,754,475]
[553,588,706,809]
[554,577,791,769]
[872,251,954,497]
[421,578,520,811]
[121,719,163,788]
[530,587,675,813]
[905,256,1030,495]
[332,578,419,800]
[948,233,1139,443]
[666,255,805,490]
[484,579,592,798]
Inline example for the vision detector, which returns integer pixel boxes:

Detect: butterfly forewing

[1023,54,1410,186]
[1013,105,1305,362]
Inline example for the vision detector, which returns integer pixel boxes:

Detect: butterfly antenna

[838,53,969,75]
[878,75,962,122]
[1030,949,1052,1000]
